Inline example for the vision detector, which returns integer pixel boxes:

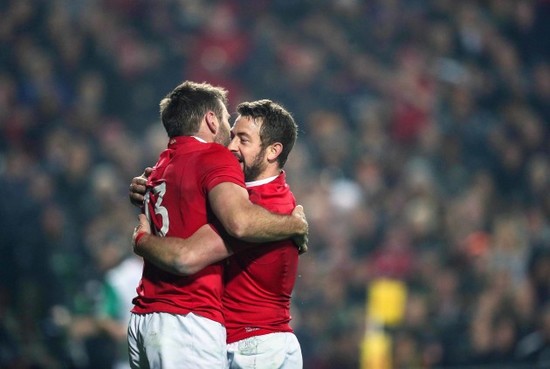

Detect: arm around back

[133,214,230,275]
[208,182,308,243]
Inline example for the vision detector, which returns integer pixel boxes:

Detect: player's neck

[195,124,216,143]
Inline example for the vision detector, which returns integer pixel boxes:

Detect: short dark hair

[159,81,228,138]
[236,99,297,168]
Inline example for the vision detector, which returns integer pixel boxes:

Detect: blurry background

[1,0,549,368]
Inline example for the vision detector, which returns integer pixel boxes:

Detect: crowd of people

[0,0,549,368]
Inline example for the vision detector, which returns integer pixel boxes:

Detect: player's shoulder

[204,142,231,153]
[201,142,233,156]
[199,142,235,161]
[250,181,296,212]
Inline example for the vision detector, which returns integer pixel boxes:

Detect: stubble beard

[215,124,231,147]
[243,148,267,182]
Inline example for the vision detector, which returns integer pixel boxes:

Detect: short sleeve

[199,144,245,192]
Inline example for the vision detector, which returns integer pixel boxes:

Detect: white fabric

[104,256,143,369]
[245,174,279,188]
[106,256,143,324]
[128,312,228,369]
[226,332,302,369]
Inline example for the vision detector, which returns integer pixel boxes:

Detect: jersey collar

[192,136,207,143]
[246,173,280,188]
[168,135,207,147]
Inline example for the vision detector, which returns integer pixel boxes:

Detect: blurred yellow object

[367,278,407,326]
[360,278,407,368]
[360,326,392,369]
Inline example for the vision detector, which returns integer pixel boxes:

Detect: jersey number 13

[144,182,169,237]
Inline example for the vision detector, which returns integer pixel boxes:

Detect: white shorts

[127,312,228,369]
[226,332,302,369]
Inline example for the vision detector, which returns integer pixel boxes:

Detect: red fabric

[131,136,245,325]
[223,172,299,343]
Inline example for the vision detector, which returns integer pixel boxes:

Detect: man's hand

[129,167,153,207]
[132,214,151,252]
[291,205,309,255]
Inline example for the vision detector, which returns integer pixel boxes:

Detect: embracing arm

[208,182,308,244]
[129,170,308,261]
[132,214,231,275]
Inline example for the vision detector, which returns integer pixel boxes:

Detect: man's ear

[204,111,218,135]
[267,142,283,163]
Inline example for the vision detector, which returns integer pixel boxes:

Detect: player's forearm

[134,225,230,275]
[227,203,307,242]
[209,182,308,243]
[134,234,196,275]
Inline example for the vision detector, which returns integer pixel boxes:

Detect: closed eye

[237,133,251,144]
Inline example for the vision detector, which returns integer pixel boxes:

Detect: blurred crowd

[0,0,549,368]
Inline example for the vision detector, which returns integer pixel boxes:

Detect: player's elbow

[172,252,205,276]
[171,263,198,276]
[223,214,250,239]
[172,259,199,276]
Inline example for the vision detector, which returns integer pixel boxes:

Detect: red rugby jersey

[223,171,299,343]
[131,136,245,325]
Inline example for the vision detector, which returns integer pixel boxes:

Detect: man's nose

[228,138,238,151]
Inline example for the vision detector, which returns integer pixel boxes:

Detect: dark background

[0,0,549,368]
